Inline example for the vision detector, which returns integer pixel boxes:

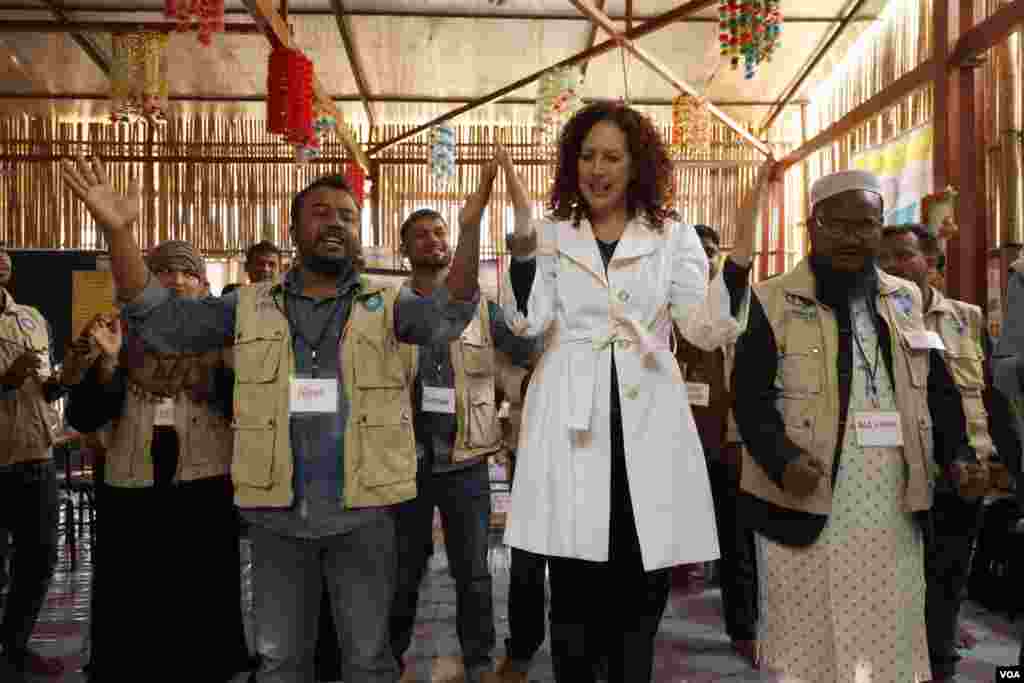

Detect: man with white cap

[731,169,971,682]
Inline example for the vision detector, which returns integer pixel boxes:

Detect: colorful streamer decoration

[110,32,170,125]
[670,93,711,154]
[718,0,783,79]
[430,124,456,184]
[266,46,316,160]
[534,66,584,141]
[344,161,367,206]
[165,0,225,46]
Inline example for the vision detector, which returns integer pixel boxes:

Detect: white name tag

[904,330,946,350]
[154,399,175,426]
[422,386,456,414]
[686,382,711,407]
[492,491,512,515]
[289,378,338,414]
[853,411,904,447]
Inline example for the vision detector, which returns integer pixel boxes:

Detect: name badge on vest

[904,330,946,351]
[154,398,176,427]
[853,411,904,448]
[422,386,456,414]
[686,382,710,407]
[290,378,338,414]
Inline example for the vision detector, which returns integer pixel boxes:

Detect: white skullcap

[810,169,883,208]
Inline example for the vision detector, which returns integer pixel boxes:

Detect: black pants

[504,547,548,663]
[314,578,342,682]
[547,362,671,683]
[390,462,495,672]
[707,459,758,641]
[925,490,983,679]
[0,461,59,666]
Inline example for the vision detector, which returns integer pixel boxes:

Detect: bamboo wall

[1,115,792,276]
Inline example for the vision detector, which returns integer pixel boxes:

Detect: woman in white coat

[500,101,771,682]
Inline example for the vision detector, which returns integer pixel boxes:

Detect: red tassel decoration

[345,162,366,206]
[285,51,314,144]
[266,47,291,134]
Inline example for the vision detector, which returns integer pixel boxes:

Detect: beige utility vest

[924,287,993,463]
[230,277,418,509]
[0,290,56,466]
[432,295,503,463]
[739,261,936,515]
[104,350,233,487]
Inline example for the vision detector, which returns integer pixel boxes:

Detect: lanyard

[851,314,882,408]
[280,291,345,377]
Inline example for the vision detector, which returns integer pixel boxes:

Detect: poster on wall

[851,123,934,225]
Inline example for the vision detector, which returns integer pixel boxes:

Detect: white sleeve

[501,219,558,338]
[668,222,748,351]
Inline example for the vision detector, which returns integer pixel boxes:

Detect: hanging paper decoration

[165,0,225,46]
[266,46,316,163]
[670,94,711,154]
[430,125,456,184]
[110,32,170,125]
[344,161,367,206]
[718,0,783,79]
[534,67,584,141]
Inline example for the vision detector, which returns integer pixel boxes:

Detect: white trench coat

[502,216,748,571]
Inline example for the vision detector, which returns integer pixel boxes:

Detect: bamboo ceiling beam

[328,0,375,130]
[0,20,262,33]
[779,59,935,170]
[947,0,1024,67]
[368,0,718,156]
[569,0,772,156]
[760,0,873,134]
[0,5,878,23]
[578,0,607,78]
[239,0,370,172]
[0,92,803,106]
[33,0,111,76]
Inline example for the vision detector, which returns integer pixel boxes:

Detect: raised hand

[61,156,142,233]
[730,158,780,267]
[495,142,513,174]
[88,315,124,359]
[459,158,499,231]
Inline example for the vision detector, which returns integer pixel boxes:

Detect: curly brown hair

[548,101,677,231]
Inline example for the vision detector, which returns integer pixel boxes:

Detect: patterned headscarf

[147,240,204,277]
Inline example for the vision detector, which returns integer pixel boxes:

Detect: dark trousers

[0,461,59,666]
[314,579,343,682]
[547,366,671,683]
[707,459,758,641]
[390,461,495,672]
[925,490,983,679]
[504,547,548,663]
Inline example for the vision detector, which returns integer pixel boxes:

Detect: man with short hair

[61,153,498,683]
[246,241,282,284]
[733,170,973,682]
[0,244,66,679]
[390,151,536,683]
[879,223,999,683]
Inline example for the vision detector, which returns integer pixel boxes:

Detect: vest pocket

[462,341,495,376]
[782,412,816,455]
[231,416,276,487]
[353,332,407,387]
[467,382,500,448]
[777,351,822,396]
[356,387,415,487]
[234,335,283,383]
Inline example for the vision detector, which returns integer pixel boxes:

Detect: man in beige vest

[389,203,537,683]
[61,154,495,683]
[0,245,66,679]
[879,223,997,682]
[732,170,973,683]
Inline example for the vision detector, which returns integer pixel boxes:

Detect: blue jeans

[0,461,59,662]
[390,462,495,674]
[249,514,399,683]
